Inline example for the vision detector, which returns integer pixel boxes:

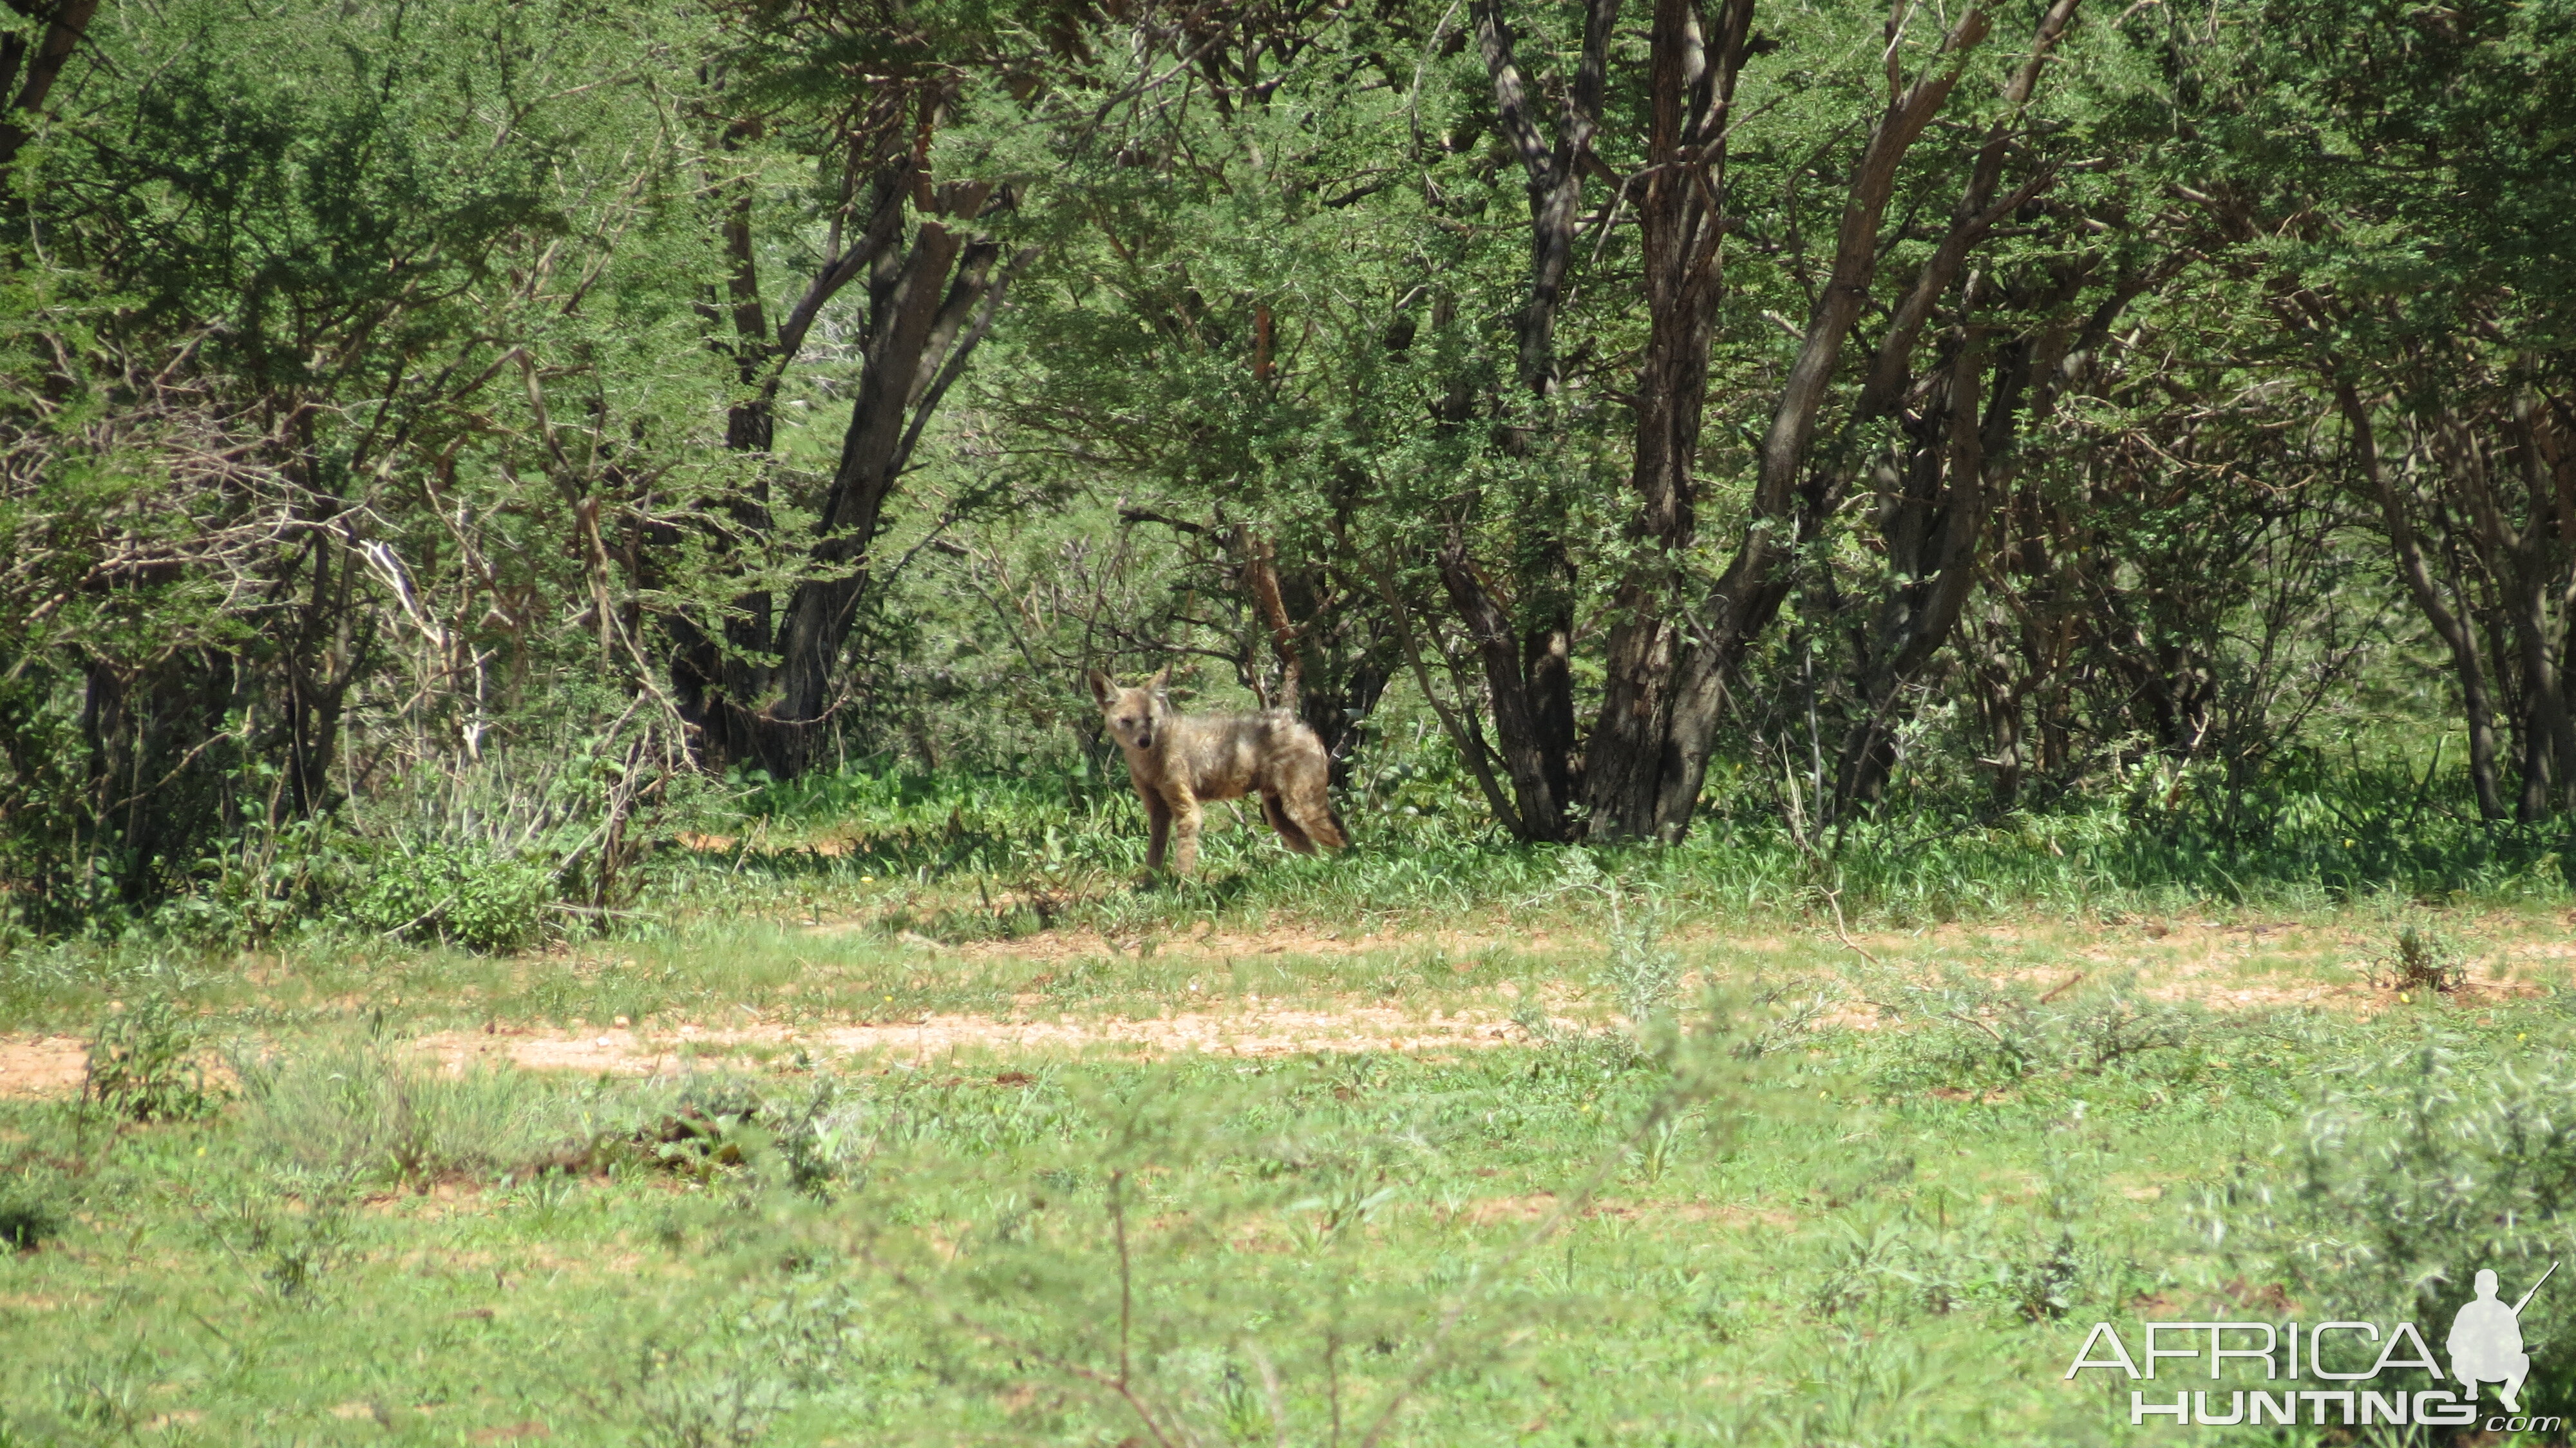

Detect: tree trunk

[1440,535,1573,837]
[1832,325,1996,812]
[2338,383,2509,819]
[663,137,1031,778]
[1473,0,1618,399]
[1580,0,1761,843]
[0,0,100,167]
[1592,1,2001,841]
[1452,0,1622,841]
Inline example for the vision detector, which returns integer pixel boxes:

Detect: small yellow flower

[2344,838,2356,848]
[2398,993,2412,1004]
[860,875,875,883]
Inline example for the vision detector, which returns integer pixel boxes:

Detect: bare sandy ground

[0,1004,1537,1096]
[0,1035,86,1100]
[5,913,2564,1098]
[408,1004,1528,1078]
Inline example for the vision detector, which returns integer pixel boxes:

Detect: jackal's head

[1086,667,1170,752]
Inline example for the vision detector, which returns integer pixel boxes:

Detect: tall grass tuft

[235,1037,607,1186]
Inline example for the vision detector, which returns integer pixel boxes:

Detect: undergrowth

[6,739,2571,966]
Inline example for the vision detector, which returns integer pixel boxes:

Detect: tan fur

[1087,667,1347,874]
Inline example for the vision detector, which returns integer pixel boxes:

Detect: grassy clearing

[8,759,2576,1445]
[8,982,2576,1446]
[2,872,2557,1043]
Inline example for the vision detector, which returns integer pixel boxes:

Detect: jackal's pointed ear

[1086,669,1113,706]
[1146,666,1170,700]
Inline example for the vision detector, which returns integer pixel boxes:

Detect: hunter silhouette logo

[2451,1262,2553,1413]
[2066,1261,2559,1431]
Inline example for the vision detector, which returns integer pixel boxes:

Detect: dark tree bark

[2344,385,2508,819]
[1576,0,1761,843]
[1828,189,2155,812]
[2333,376,2570,821]
[1472,0,1618,400]
[1436,0,1625,842]
[1829,323,2002,812]
[1438,534,1574,833]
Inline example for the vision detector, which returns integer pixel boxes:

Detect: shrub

[0,1191,63,1252]
[83,998,222,1121]
[2199,1037,2576,1413]
[346,843,556,953]
[156,814,370,948]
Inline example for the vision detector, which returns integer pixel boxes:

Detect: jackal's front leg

[1144,794,1173,873]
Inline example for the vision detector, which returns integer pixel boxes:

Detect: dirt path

[410,1004,1528,1078]
[8,912,2565,1099]
[1,1006,1534,1098]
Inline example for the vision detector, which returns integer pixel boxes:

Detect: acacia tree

[654,5,1050,779]
[2239,0,2576,819]
[1,0,709,915]
[1418,0,1625,842]
[1582,1,2106,842]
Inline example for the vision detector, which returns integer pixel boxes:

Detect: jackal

[1086,667,1347,874]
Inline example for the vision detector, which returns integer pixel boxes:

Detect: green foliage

[2199,1033,2576,1417]
[345,843,557,955]
[152,814,370,948]
[0,1189,62,1253]
[81,997,221,1122]
[0,0,2569,970]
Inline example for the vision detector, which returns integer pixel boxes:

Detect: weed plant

[2363,923,2472,994]
[82,996,222,1121]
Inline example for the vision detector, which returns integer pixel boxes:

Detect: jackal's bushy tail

[1281,761,1345,851]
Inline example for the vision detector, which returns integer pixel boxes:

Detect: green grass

[13,737,2572,989]
[8,754,2576,1443]
[634,750,2576,944]
[10,983,2576,1445]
